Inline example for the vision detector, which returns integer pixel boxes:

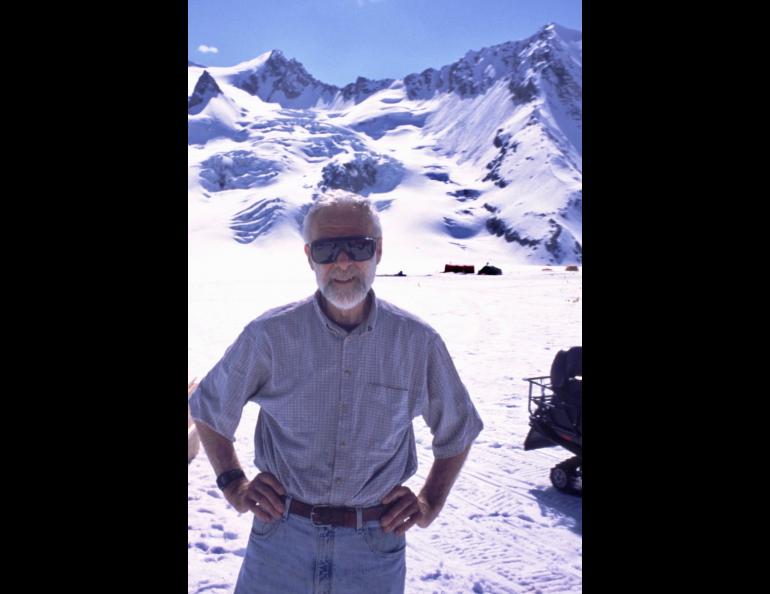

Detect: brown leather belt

[289,499,387,527]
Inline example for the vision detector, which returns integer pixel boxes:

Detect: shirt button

[340,441,347,447]
[335,477,342,483]
[344,369,351,376]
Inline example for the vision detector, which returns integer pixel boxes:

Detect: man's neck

[319,291,371,329]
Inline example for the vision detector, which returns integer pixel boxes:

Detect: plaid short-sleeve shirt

[190,289,484,507]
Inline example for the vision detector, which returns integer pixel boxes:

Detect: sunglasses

[309,236,378,264]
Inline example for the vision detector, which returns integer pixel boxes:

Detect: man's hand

[380,485,440,535]
[223,472,287,522]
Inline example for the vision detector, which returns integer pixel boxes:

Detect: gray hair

[302,191,382,244]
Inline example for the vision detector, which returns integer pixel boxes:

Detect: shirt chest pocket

[360,383,413,452]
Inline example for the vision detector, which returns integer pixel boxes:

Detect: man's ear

[375,237,383,265]
[304,244,315,270]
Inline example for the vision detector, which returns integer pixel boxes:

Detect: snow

[187,23,582,265]
[545,24,583,47]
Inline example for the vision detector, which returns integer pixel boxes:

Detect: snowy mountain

[210,49,397,109]
[188,71,223,114]
[188,23,582,267]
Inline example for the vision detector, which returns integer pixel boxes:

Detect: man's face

[304,206,382,311]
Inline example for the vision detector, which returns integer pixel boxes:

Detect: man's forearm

[195,419,242,476]
[419,445,472,514]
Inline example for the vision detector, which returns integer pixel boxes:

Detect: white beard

[317,261,376,310]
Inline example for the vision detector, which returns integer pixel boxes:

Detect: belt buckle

[310,506,334,525]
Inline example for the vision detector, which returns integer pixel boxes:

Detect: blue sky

[189,0,581,86]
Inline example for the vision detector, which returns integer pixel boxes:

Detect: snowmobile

[523,346,582,495]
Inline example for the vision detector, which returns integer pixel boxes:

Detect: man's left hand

[380,486,439,535]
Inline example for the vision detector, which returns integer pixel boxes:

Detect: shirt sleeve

[421,334,484,458]
[189,323,271,442]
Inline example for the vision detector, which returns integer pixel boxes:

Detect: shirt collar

[313,289,379,337]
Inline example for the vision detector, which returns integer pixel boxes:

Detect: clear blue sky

[189,0,581,86]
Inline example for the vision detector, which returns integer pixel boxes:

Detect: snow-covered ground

[188,258,582,593]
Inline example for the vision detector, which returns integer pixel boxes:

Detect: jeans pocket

[362,524,406,557]
[249,516,281,540]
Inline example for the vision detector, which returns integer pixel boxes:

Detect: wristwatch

[216,468,246,490]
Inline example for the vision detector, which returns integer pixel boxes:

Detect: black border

[22,2,189,589]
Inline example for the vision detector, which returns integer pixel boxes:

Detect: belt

[288,498,387,527]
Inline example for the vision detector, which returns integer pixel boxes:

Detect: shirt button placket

[334,338,352,499]
[341,366,351,450]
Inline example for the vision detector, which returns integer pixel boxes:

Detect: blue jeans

[234,496,406,594]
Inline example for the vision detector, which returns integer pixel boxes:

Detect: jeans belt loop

[282,495,293,522]
[356,507,363,532]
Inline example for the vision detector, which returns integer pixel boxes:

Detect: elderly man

[190,192,484,594]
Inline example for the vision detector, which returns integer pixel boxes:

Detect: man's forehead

[312,206,372,237]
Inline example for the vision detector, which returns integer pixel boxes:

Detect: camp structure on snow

[443,264,475,274]
[478,264,502,275]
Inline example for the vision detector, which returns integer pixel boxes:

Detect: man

[190,192,484,594]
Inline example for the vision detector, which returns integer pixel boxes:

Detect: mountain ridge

[187,23,582,265]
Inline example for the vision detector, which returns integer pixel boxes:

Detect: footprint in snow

[421,569,444,581]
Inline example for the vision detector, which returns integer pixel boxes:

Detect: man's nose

[335,250,352,266]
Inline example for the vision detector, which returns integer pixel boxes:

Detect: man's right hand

[223,472,287,522]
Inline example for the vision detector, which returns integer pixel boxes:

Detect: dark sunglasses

[309,236,378,264]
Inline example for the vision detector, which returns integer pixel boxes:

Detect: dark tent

[478,264,502,275]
